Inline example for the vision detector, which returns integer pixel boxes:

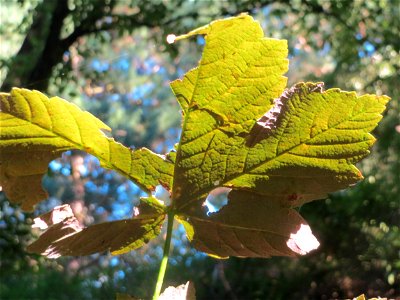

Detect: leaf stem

[152,210,175,300]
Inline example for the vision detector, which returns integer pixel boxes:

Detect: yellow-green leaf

[171,16,389,258]
[170,14,288,207]
[228,82,390,206]
[0,88,173,211]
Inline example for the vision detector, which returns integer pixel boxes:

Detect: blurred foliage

[0,0,399,299]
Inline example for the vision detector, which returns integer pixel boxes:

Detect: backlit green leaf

[228,82,389,206]
[0,88,173,210]
[0,15,390,260]
[171,16,389,258]
[171,14,288,208]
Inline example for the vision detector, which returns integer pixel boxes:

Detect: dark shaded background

[0,0,399,299]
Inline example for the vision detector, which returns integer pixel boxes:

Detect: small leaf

[159,281,196,300]
[27,201,165,258]
[0,88,173,210]
[180,190,318,258]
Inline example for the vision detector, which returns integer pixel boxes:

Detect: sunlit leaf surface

[170,15,389,258]
[0,89,173,210]
[0,15,389,259]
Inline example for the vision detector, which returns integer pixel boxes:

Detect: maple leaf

[0,89,173,211]
[169,15,389,258]
[0,14,389,259]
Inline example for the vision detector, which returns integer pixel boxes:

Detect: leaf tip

[172,13,255,43]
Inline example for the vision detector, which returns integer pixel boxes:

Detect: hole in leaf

[286,224,320,255]
[152,185,171,205]
[203,187,231,216]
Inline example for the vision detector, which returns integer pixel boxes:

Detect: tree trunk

[1,0,69,92]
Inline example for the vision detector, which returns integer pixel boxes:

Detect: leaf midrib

[189,215,292,239]
[172,33,282,202]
